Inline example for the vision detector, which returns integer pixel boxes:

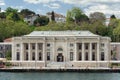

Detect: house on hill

[46,12,66,23]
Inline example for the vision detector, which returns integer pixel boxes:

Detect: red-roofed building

[4,38,12,42]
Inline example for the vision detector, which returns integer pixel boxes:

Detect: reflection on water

[0,72,120,80]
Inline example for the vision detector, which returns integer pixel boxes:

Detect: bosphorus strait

[0,72,120,80]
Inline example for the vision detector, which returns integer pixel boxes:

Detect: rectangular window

[25,52,28,60]
[85,52,89,61]
[70,43,73,47]
[16,52,20,60]
[5,46,8,50]
[16,44,20,47]
[32,43,35,50]
[70,52,73,61]
[92,52,95,61]
[32,52,35,60]
[92,43,95,50]
[39,52,42,60]
[0,46,3,50]
[47,44,50,47]
[101,43,104,47]
[38,43,42,50]
[79,43,82,50]
[25,43,28,50]
[85,43,89,50]
[47,52,50,61]
[101,52,105,61]
[78,52,82,60]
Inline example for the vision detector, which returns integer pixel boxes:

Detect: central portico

[12,31,111,68]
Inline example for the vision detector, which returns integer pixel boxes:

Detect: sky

[0,0,120,18]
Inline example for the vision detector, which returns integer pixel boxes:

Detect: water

[0,72,120,80]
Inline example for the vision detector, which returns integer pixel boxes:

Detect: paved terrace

[2,61,120,70]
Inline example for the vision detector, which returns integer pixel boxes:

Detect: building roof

[24,31,99,37]
[46,12,66,18]
[4,38,12,42]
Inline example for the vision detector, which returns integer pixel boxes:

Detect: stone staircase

[47,62,72,68]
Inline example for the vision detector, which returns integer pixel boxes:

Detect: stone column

[12,42,15,61]
[52,38,55,62]
[65,38,68,62]
[89,43,92,61]
[97,42,100,61]
[105,42,109,61]
[74,43,77,61]
[82,42,85,61]
[43,42,45,61]
[28,43,31,61]
[35,43,38,61]
[20,43,23,61]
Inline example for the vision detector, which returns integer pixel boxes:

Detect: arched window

[16,52,20,60]
[57,48,63,51]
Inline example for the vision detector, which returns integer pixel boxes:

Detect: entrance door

[57,53,64,62]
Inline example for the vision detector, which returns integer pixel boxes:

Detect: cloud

[1,9,5,12]
[60,0,120,18]
[23,0,58,4]
[84,4,120,17]
[43,3,61,9]
[23,0,120,17]
[0,0,5,5]
[61,0,120,5]
[10,6,24,12]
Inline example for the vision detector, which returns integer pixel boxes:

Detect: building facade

[24,14,39,25]
[46,12,66,23]
[111,43,120,60]
[12,31,111,68]
[0,42,12,58]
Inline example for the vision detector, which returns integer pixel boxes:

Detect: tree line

[0,7,120,42]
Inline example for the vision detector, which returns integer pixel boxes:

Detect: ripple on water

[0,72,120,80]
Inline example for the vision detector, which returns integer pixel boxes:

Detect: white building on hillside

[24,14,39,25]
[11,31,111,68]
[46,12,66,23]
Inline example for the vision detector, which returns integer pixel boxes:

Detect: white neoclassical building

[12,31,111,68]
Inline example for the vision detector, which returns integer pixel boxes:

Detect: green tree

[0,12,6,19]
[6,7,18,15]
[0,19,32,41]
[6,7,21,21]
[20,9,35,18]
[111,19,120,42]
[34,16,49,26]
[51,11,55,21]
[110,15,116,19]
[12,21,32,36]
[0,19,14,41]
[6,50,11,60]
[7,12,20,21]
[109,15,118,28]
[66,10,74,23]
[89,12,106,24]
[66,7,88,24]
[93,21,107,36]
